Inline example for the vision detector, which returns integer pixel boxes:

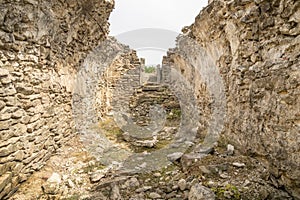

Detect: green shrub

[144,66,156,73]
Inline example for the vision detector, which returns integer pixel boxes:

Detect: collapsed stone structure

[0,0,299,199]
[0,0,114,198]
[164,0,300,198]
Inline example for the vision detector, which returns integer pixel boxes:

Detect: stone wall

[162,53,213,137]
[71,37,142,166]
[1,0,299,198]
[164,0,300,198]
[0,0,114,198]
[97,50,141,119]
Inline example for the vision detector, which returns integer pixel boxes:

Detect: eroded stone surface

[1,0,299,199]
[0,0,114,198]
[188,184,215,200]
[164,0,300,197]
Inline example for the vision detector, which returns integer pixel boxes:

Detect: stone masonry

[0,0,114,198]
[0,0,299,199]
[164,0,300,198]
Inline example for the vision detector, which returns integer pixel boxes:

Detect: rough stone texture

[165,0,300,198]
[96,48,141,120]
[163,51,213,142]
[188,184,215,200]
[0,0,114,198]
[1,0,299,199]
[72,38,141,165]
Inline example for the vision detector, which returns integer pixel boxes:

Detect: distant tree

[144,66,156,73]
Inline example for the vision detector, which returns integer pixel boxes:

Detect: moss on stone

[211,184,241,199]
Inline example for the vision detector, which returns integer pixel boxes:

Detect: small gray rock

[227,144,234,156]
[90,172,105,183]
[110,184,121,200]
[125,177,140,188]
[149,192,161,199]
[47,172,61,184]
[188,184,215,200]
[167,152,184,161]
[135,186,152,193]
[42,182,59,195]
[153,172,161,177]
[198,166,211,174]
[232,162,245,168]
[67,179,75,188]
[178,179,187,191]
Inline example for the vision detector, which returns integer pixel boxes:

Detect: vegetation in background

[144,66,156,73]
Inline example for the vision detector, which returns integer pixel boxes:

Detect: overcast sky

[109,0,208,65]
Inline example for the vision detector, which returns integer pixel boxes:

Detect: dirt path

[10,134,293,200]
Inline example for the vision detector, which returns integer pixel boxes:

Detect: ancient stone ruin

[0,0,299,199]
